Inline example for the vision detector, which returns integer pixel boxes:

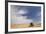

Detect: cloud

[16,9,28,15]
[15,17,33,24]
[14,9,33,24]
[11,8,33,24]
[12,16,33,24]
[19,10,27,14]
[11,7,32,24]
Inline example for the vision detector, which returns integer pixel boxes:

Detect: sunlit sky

[11,5,41,24]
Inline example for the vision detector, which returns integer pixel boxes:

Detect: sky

[11,5,41,24]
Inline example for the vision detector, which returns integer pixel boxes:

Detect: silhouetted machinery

[29,22,34,27]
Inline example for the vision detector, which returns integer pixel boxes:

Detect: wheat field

[11,23,41,29]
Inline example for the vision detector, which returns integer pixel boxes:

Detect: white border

[8,2,43,32]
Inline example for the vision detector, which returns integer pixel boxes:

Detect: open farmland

[10,22,41,29]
